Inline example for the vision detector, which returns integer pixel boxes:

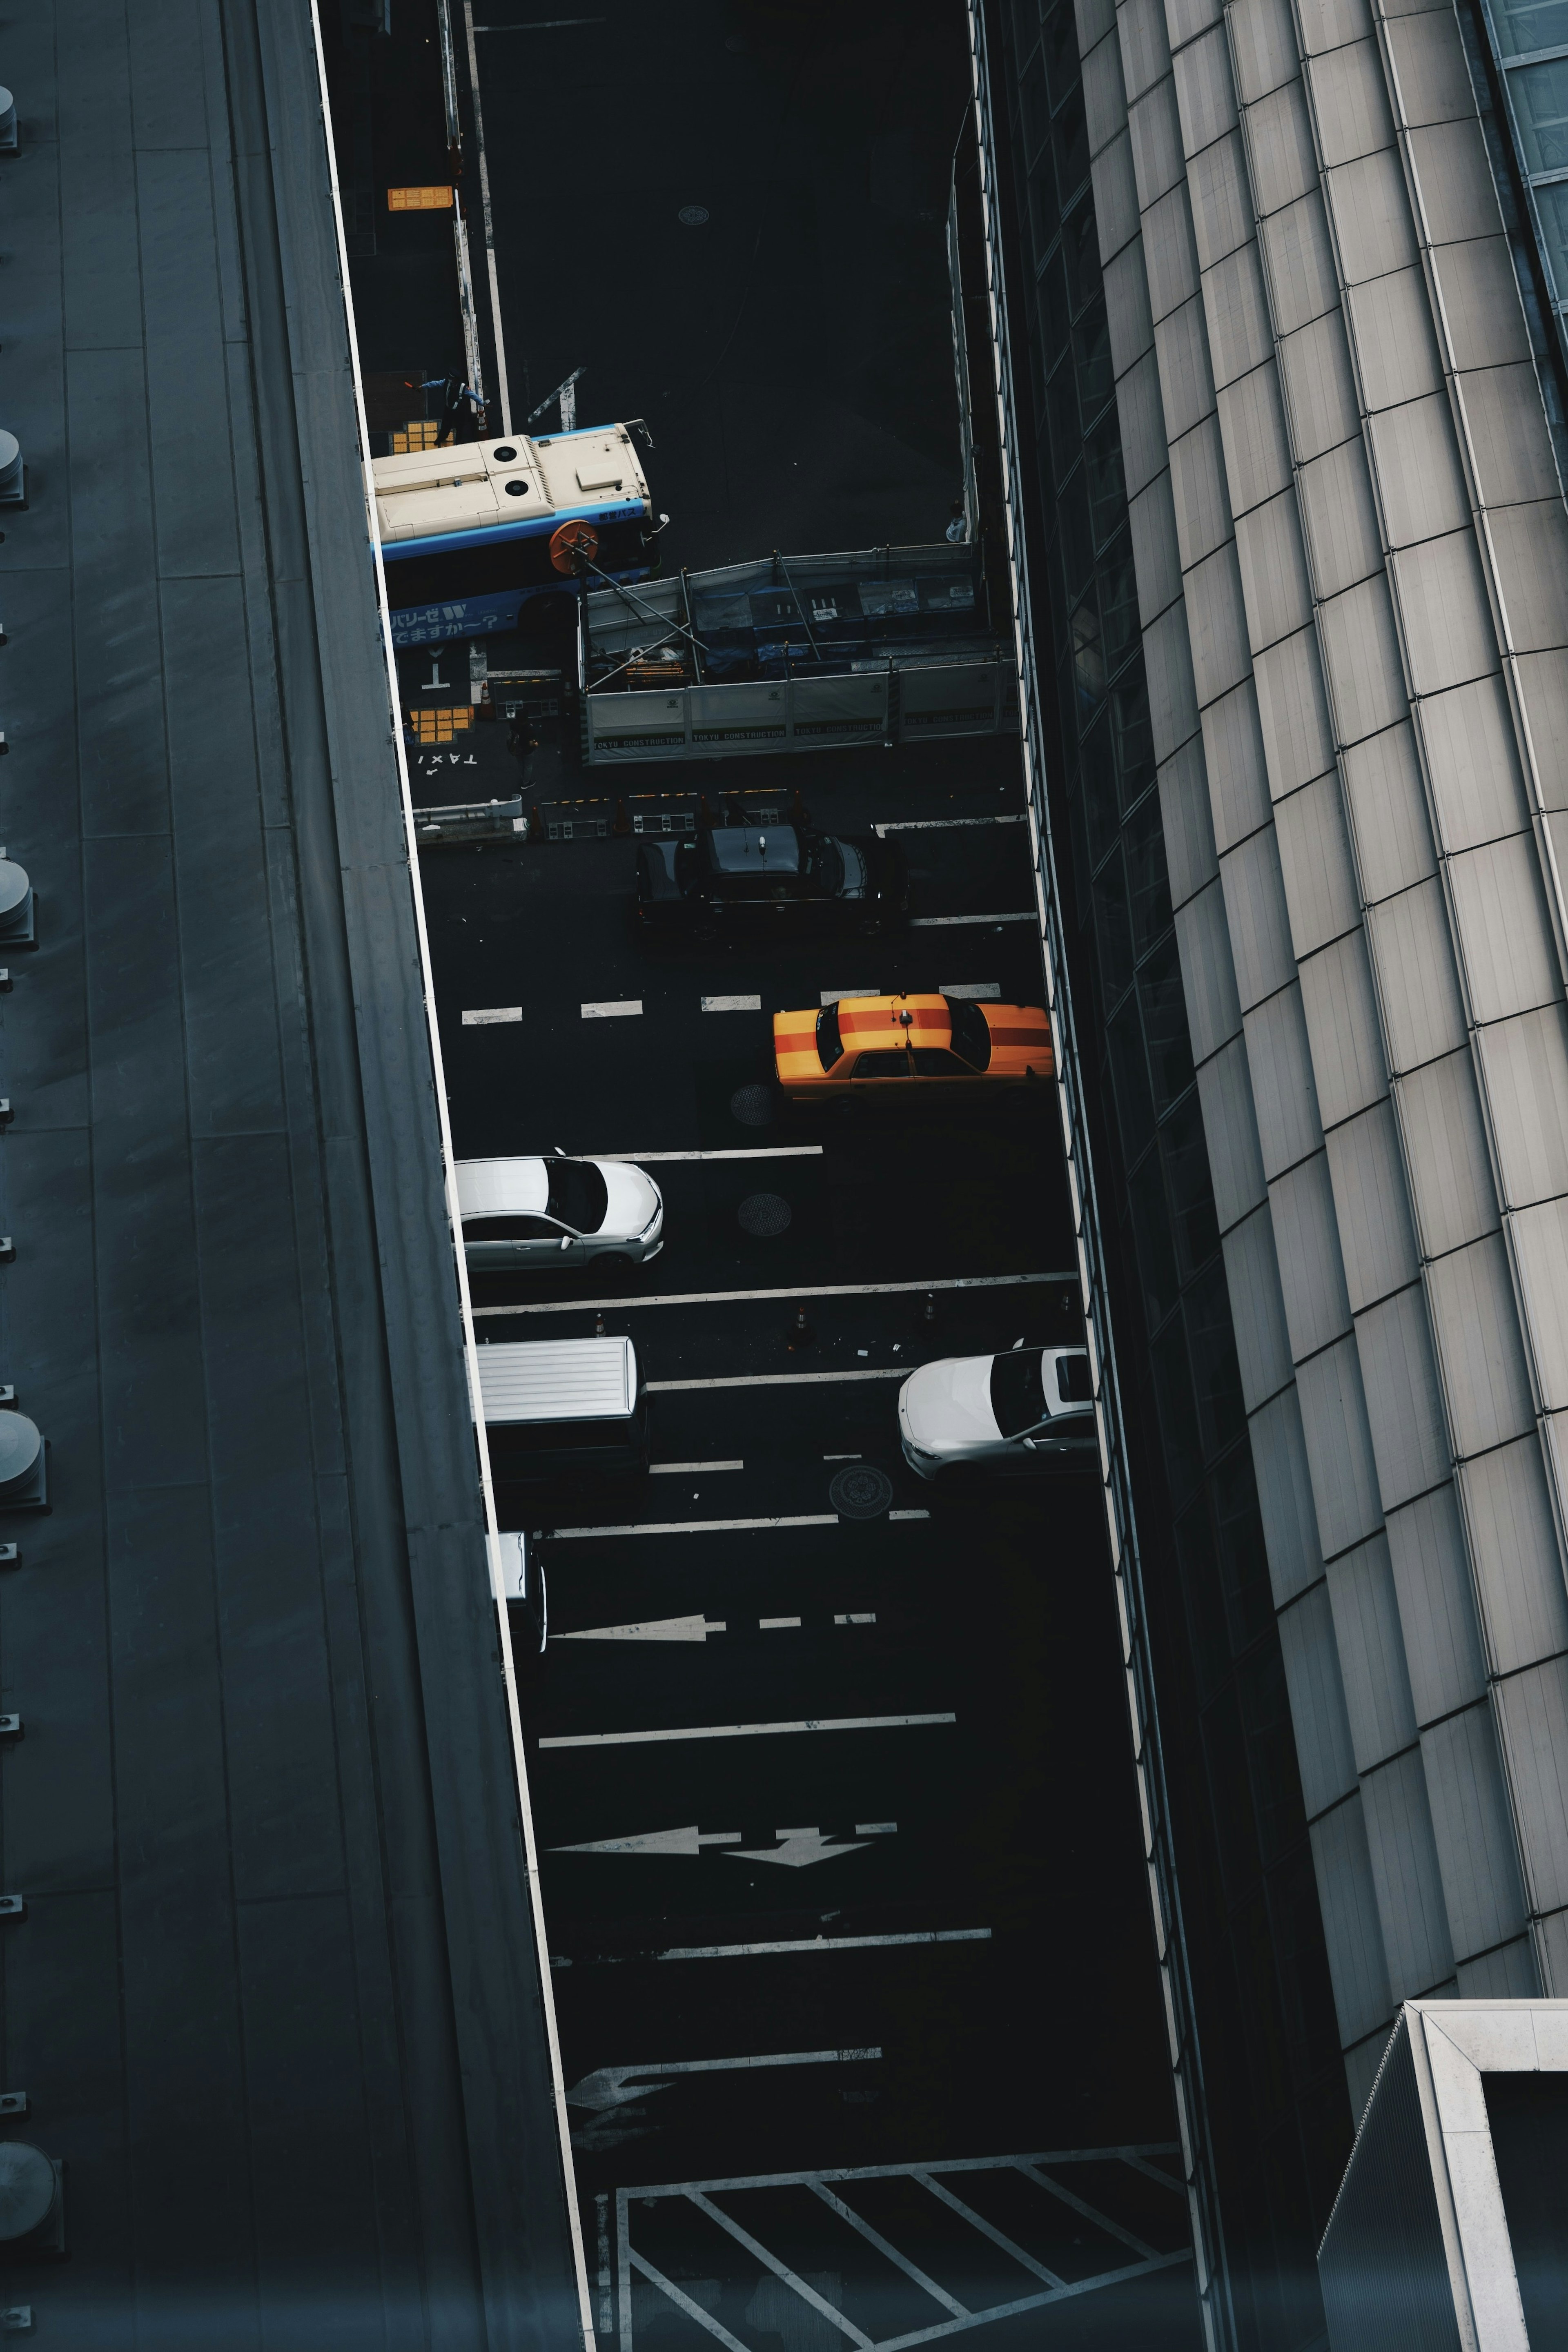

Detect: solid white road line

[474,1269,1069,1318]
[649,1370,906,1390]
[474,14,606,24]
[557,1617,727,1644]
[820,987,880,1003]
[940,981,1001,998]
[461,1006,522,1025]
[701,994,762,1012]
[909,911,1035,927]
[595,1145,822,1163]
[874,815,1027,833]
[546,1513,838,1539]
[649,1460,744,1474]
[581,1000,642,1018]
[552,1927,990,1967]
[539,1712,957,1748]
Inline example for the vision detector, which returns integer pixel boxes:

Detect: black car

[634,821,908,939]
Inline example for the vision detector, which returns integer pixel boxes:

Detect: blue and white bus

[372,421,658,647]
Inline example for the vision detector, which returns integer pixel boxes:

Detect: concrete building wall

[1069,0,1568,2113]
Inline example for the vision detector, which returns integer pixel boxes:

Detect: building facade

[968,0,1568,2341]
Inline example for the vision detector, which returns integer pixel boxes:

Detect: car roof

[454,1157,550,1217]
[477,1337,638,1425]
[704,824,802,876]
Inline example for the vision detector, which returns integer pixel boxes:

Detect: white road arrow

[726,1826,872,1867]
[550,1825,741,1858]
[565,2046,881,2114]
[557,1615,726,1643]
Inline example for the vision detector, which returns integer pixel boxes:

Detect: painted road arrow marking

[565,2046,881,2114]
[727,1826,874,1867]
[557,1615,725,1643]
[550,1825,742,1858]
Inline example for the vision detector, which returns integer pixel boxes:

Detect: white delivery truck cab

[477,1335,648,1483]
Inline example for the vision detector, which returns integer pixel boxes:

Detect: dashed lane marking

[909,911,1035,928]
[461,1006,522,1025]
[581,999,643,1018]
[543,1508,928,1537]
[701,994,762,1012]
[874,815,1027,833]
[592,1145,823,1163]
[539,1712,957,1749]
[474,1270,1070,1318]
[940,981,1001,998]
[820,987,880,1004]
[648,1370,906,1391]
[551,1926,991,1966]
[649,1460,744,1474]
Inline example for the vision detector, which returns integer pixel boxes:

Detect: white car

[456,1155,663,1272]
[898,1343,1096,1479]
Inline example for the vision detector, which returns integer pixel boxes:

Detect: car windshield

[989,1348,1045,1438]
[545,1158,609,1234]
[945,997,993,1071]
[809,835,845,894]
[1056,1350,1092,1403]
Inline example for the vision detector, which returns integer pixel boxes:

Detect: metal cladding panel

[1130,472,1184,623]
[1172,23,1240,151]
[1405,120,1503,247]
[1494,1660,1568,1916]
[1515,651,1568,812]
[1171,412,1236,568]
[1130,75,1187,207]
[1511,1200,1568,1410]
[1202,239,1275,387]
[1325,149,1421,284]
[1298,439,1385,599]
[1271,1149,1355,1357]
[1174,876,1245,1058]
[1417,674,1531,855]
[1094,126,1143,261]
[1085,23,1131,155]
[1280,1578,1360,1813]
[1297,928,1389,1128]
[1277,770,1361,958]
[1221,824,1298,1007]
[1454,1938,1539,1997]
[1234,487,1315,650]
[1454,365,1560,508]
[1354,1283,1453,1510]
[1246,978,1327,1175]
[1118,0,1169,105]
[1143,597,1203,754]
[1310,1793,1397,2045]
[1116,347,1173,499]
[1421,1705,1531,1963]
[1426,237,1533,372]
[1106,235,1158,366]
[1394,1051,1499,1259]
[1457,1437,1568,1679]
[1317,2016,1462,2352]
[1200,677,1272,853]
[1381,9,1474,127]
[1158,734,1221,906]
[1229,0,1300,101]
[1385,1485,1488,1724]
[1345,268,1446,410]
[1318,575,1412,745]
[1327,1530,1420,1770]
[1361,1748,1457,1997]
[1141,180,1201,323]
[1365,881,1468,1075]
[1196,1031,1270,1227]
[1325,1099,1421,1313]
[1447,836,1562,1023]
[1307,39,1396,167]
[1489,501,1568,655]
[1296,1332,1385,1555]
[1189,130,1253,266]
[1221,1203,1296,1405]
[1215,358,1294,518]
[1260,192,1343,335]
[1425,1234,1537,1457]
[1389,534,1500,698]
[1475,1006,1568,1207]
[1154,292,1222,442]
[1364,398,1470,550]
[1341,720,1438,903]
[1250,1378,1328,1599]
[1278,309,1362,461]
[1247,84,1320,215]
[1254,624,1340,795]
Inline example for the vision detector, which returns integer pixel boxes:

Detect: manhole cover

[677,204,710,225]
[830,1465,894,1521]
[730,1083,775,1127]
[738,1192,791,1237]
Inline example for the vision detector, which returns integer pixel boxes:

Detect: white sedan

[898,1343,1096,1479]
[456,1155,663,1272]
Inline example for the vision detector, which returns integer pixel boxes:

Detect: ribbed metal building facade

[969,0,1568,2339]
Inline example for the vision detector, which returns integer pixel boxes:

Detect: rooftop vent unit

[0,859,35,950]
[0,1413,47,1515]
[0,92,15,156]
[0,2144,63,2258]
[0,436,23,510]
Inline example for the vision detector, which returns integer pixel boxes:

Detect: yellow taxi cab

[773,992,1054,1101]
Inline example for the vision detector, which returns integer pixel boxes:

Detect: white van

[478,1336,648,1482]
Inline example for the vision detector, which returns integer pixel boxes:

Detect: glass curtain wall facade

[974,4,1350,2343]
